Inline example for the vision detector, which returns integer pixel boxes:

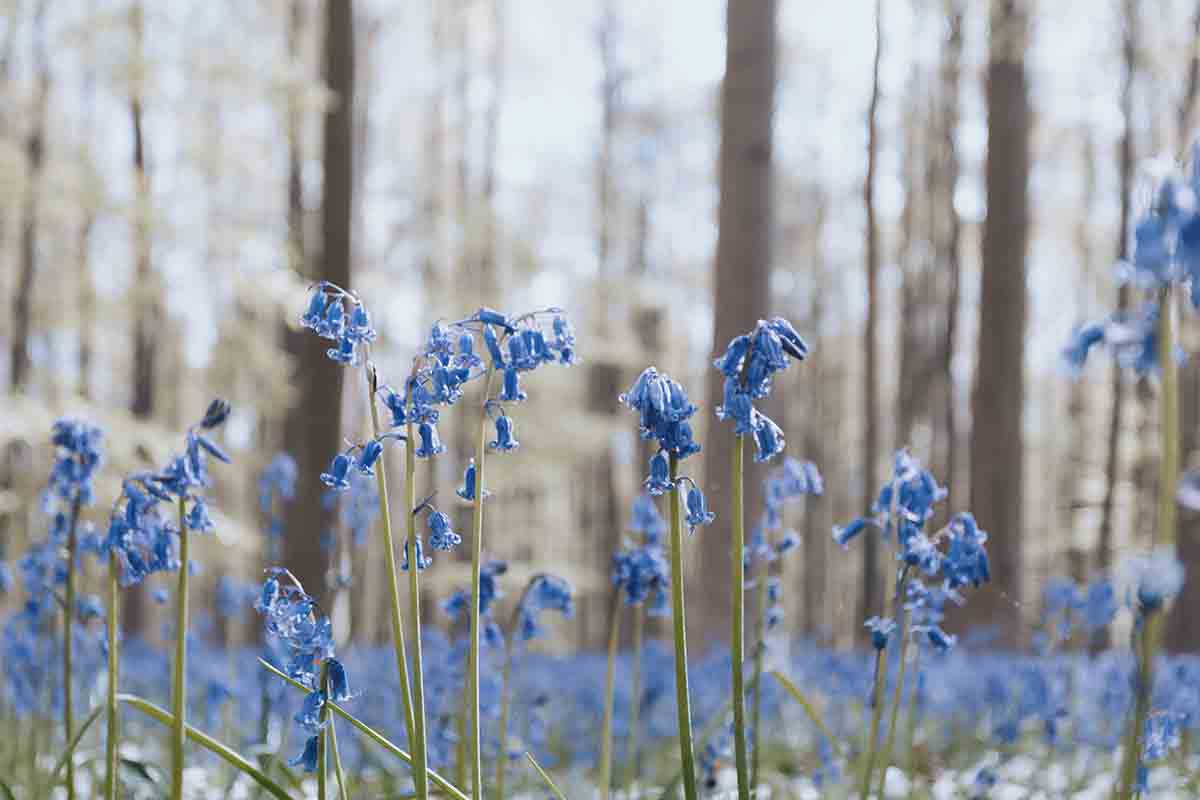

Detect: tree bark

[703,0,777,644]
[967,0,1031,648]
[858,0,884,635]
[9,0,49,393]
[283,0,355,607]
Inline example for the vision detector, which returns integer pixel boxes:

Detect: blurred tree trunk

[1096,0,1137,652]
[938,1,964,512]
[9,0,49,393]
[703,0,776,644]
[1166,1,1200,653]
[477,0,503,296]
[967,0,1031,647]
[125,0,158,635]
[77,5,97,402]
[802,197,830,637]
[283,0,355,607]
[858,0,883,635]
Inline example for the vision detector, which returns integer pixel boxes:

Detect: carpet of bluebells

[12,163,1200,798]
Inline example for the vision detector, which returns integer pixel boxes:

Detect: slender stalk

[598,591,623,800]
[317,663,329,800]
[525,752,568,800]
[171,497,189,800]
[624,604,644,789]
[495,634,516,799]
[667,453,699,800]
[750,567,768,790]
[859,647,887,799]
[104,550,120,800]
[904,645,923,778]
[366,370,417,751]
[259,659,470,800]
[49,704,103,786]
[62,494,81,800]
[117,693,294,800]
[730,435,750,799]
[768,669,847,760]
[328,715,349,800]
[404,419,431,800]
[875,610,912,798]
[467,365,497,800]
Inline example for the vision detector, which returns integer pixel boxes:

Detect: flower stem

[366,371,418,752]
[404,420,431,800]
[495,634,516,799]
[624,603,644,789]
[667,453,699,800]
[875,609,911,798]
[1118,611,1160,799]
[104,549,120,800]
[62,493,81,800]
[730,434,750,799]
[1157,285,1179,549]
[467,365,497,800]
[318,663,329,800]
[170,496,189,800]
[525,752,568,800]
[750,564,768,791]
[859,646,887,799]
[328,704,350,800]
[599,590,623,800]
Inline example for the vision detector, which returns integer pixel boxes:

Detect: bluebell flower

[295,689,327,732]
[517,574,575,642]
[499,367,527,402]
[644,451,673,495]
[327,335,358,365]
[356,440,383,475]
[752,414,785,463]
[415,422,446,459]
[629,493,667,545]
[833,518,870,548]
[1082,579,1119,633]
[300,287,328,332]
[489,415,519,452]
[1144,711,1183,763]
[684,486,715,532]
[943,513,990,589]
[290,735,320,773]
[457,330,483,369]
[327,658,353,702]
[381,386,408,427]
[612,544,670,613]
[401,537,432,571]
[475,307,514,333]
[552,316,577,365]
[916,624,957,654]
[345,302,376,344]
[865,616,896,650]
[457,459,489,501]
[427,511,462,551]
[185,498,214,532]
[1124,548,1186,613]
[619,367,703,468]
[320,453,353,490]
[483,324,506,368]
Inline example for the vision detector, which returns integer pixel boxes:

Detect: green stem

[495,634,516,799]
[467,365,496,800]
[104,550,120,800]
[328,713,349,800]
[875,609,911,798]
[1157,285,1179,549]
[117,693,295,800]
[524,752,568,800]
[62,494,81,800]
[404,420,430,800]
[1118,612,1161,799]
[259,658,470,800]
[598,591,623,800]
[48,704,103,789]
[366,372,418,753]
[624,604,644,789]
[750,567,768,791]
[730,435,750,799]
[667,453,698,800]
[317,663,328,800]
[859,647,887,799]
[768,669,847,760]
[171,497,189,800]
[904,645,922,779]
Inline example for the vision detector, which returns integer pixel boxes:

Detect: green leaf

[0,778,17,800]
[119,757,162,786]
[49,704,105,783]
[769,669,847,760]
[524,752,568,800]
[117,693,295,800]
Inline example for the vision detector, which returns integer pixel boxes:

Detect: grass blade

[524,752,568,800]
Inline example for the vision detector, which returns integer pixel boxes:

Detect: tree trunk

[967,0,1031,648]
[9,0,49,393]
[703,0,777,644]
[858,0,883,635]
[283,0,356,607]
[939,1,964,512]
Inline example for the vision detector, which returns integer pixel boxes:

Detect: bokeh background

[0,0,1196,655]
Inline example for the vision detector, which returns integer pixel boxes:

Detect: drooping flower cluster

[612,494,671,615]
[1122,548,1186,615]
[104,400,232,585]
[1035,576,1119,651]
[713,317,809,462]
[516,574,575,643]
[443,559,508,647]
[47,419,105,508]
[255,569,353,772]
[835,450,988,653]
[618,368,715,536]
[747,458,823,632]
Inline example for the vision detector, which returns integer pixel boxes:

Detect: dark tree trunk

[858,0,884,635]
[967,0,1031,648]
[283,0,356,607]
[940,1,964,513]
[703,0,776,644]
[9,0,49,393]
